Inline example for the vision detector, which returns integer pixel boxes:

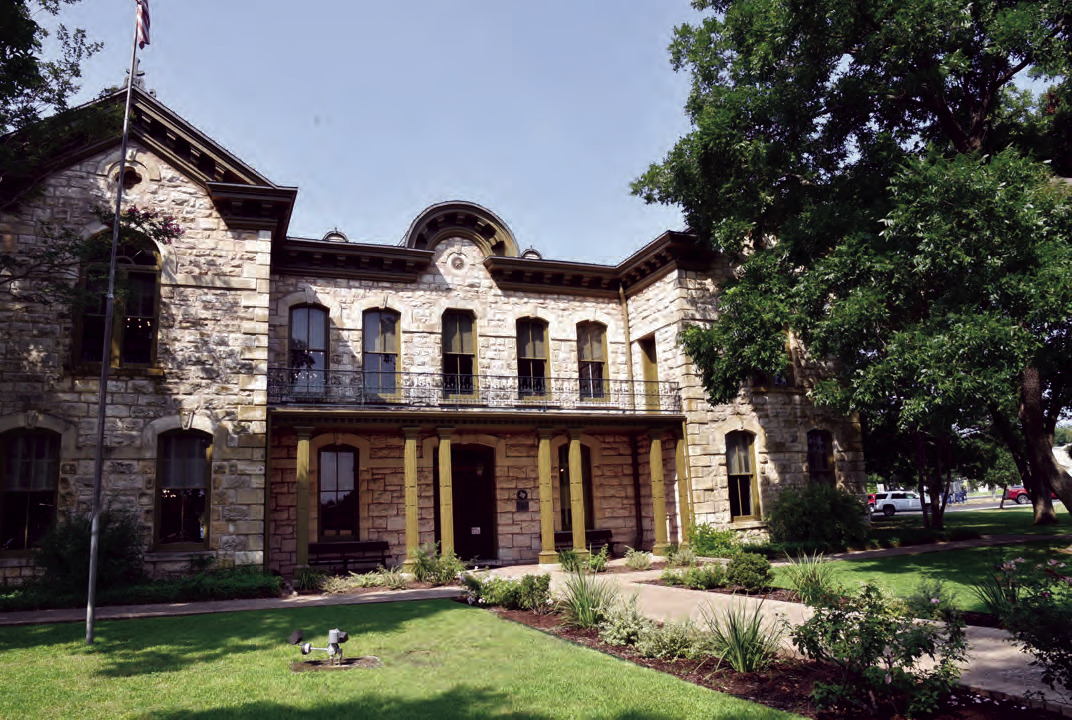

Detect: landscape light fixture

[289,628,349,665]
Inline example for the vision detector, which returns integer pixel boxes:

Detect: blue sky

[57,1,701,264]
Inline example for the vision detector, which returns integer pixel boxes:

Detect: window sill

[0,552,36,565]
[729,518,766,530]
[71,364,165,379]
[146,548,213,558]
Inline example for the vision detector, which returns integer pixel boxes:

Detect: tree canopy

[635,0,1072,524]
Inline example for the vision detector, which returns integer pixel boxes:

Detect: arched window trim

[74,234,161,371]
[155,429,212,550]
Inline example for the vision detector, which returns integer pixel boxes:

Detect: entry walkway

[1,534,1069,715]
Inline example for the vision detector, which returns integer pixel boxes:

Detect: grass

[0,600,799,719]
[774,538,1072,613]
[866,505,1070,548]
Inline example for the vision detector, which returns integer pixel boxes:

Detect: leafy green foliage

[624,546,653,570]
[634,620,706,661]
[558,570,618,628]
[557,545,609,573]
[410,543,466,586]
[791,582,967,717]
[700,600,784,673]
[767,484,869,546]
[33,504,144,596]
[667,544,697,567]
[781,553,839,605]
[598,594,654,647]
[586,544,610,573]
[556,548,581,572]
[1000,557,1072,696]
[462,573,552,612]
[689,524,739,557]
[904,578,958,621]
[725,552,773,592]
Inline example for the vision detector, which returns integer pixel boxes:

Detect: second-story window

[442,310,475,395]
[77,239,160,368]
[516,318,548,397]
[289,305,328,392]
[364,309,399,396]
[577,322,606,399]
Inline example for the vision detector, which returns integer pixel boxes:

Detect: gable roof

[0,86,296,240]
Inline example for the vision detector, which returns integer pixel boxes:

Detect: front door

[451,444,496,561]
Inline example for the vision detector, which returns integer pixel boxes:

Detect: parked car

[1006,486,1057,504]
[869,491,922,516]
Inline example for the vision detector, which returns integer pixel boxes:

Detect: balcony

[267,368,681,414]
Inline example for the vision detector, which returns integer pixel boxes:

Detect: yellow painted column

[676,432,692,545]
[437,427,454,556]
[649,429,670,556]
[568,428,589,557]
[537,428,557,564]
[295,426,314,567]
[402,426,420,570]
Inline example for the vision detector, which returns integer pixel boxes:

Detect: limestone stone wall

[0,143,269,575]
[270,237,630,384]
[626,267,866,533]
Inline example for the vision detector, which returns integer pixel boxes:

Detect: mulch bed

[488,605,1064,720]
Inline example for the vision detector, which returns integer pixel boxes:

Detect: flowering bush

[978,555,1072,698]
[791,582,967,717]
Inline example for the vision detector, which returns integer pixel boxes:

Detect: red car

[1006,486,1057,504]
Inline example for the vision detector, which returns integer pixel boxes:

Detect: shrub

[462,573,552,611]
[557,548,582,572]
[624,546,652,570]
[782,552,839,604]
[725,552,773,592]
[559,570,618,628]
[905,578,957,620]
[34,504,145,596]
[376,565,408,590]
[634,619,705,660]
[766,484,869,547]
[667,544,697,568]
[970,554,1022,618]
[293,567,328,592]
[320,570,390,593]
[681,563,726,590]
[587,544,609,573]
[689,524,739,557]
[791,582,967,717]
[660,566,686,586]
[411,543,466,585]
[700,599,784,672]
[598,594,654,646]
[991,556,1072,697]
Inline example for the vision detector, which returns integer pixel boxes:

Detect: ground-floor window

[157,431,211,547]
[319,446,358,540]
[0,430,59,551]
[726,430,758,521]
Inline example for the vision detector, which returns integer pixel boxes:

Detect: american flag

[136,0,150,49]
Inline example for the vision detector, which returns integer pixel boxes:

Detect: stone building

[0,88,864,583]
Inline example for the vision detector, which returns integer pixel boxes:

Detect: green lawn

[863,505,1071,550]
[0,600,799,720]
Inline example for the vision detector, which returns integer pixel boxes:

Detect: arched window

[363,309,400,396]
[0,429,59,551]
[807,430,835,484]
[76,238,160,368]
[157,430,211,548]
[726,431,759,521]
[516,318,548,397]
[289,305,328,392]
[577,322,607,399]
[319,445,358,540]
[442,310,476,395]
[558,444,594,531]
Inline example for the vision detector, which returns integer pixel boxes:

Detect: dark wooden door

[451,444,496,561]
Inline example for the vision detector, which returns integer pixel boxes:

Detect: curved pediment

[402,201,520,258]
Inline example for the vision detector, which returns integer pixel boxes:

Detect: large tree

[635,0,1072,524]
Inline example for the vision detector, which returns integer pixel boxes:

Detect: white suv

[869,491,921,516]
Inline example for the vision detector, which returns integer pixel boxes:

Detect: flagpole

[86,4,143,646]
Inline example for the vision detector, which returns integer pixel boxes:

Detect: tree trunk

[912,430,933,529]
[1019,368,1062,524]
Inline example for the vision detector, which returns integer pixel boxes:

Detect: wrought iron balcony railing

[267,368,681,413]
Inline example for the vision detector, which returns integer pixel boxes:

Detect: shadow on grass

[0,599,456,676]
[146,687,750,720]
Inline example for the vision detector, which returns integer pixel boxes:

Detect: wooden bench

[554,529,616,556]
[307,540,391,573]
